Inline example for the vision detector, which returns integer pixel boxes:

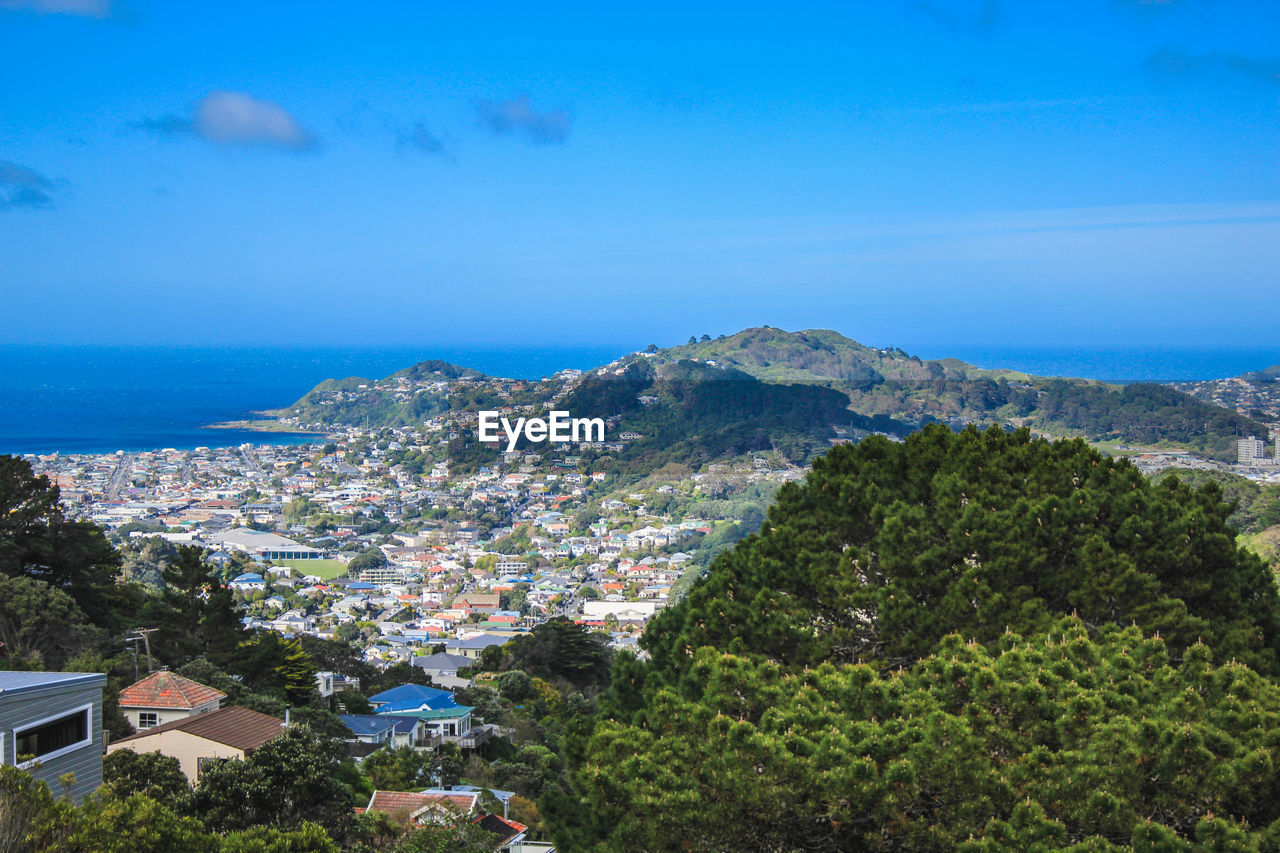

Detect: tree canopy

[549,426,1280,850]
[0,455,123,626]
[642,425,1280,682]
[558,620,1280,851]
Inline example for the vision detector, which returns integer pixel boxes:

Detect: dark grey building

[0,671,107,802]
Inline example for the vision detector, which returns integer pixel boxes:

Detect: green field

[272,558,349,580]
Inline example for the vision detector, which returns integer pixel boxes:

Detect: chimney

[284,708,291,727]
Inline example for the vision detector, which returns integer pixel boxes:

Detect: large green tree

[556,621,1280,851]
[493,618,613,690]
[642,425,1280,683]
[143,545,245,668]
[0,456,123,626]
[101,749,188,807]
[185,724,358,842]
[550,426,1280,850]
[232,633,318,706]
[0,575,94,669]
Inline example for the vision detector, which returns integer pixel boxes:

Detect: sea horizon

[2,342,1276,457]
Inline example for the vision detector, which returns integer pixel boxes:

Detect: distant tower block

[1238,436,1268,465]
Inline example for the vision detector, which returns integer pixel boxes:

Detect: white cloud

[136,91,316,151]
[194,91,315,150]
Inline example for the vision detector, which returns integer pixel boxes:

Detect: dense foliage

[1035,380,1264,460]
[446,359,899,482]
[549,426,1280,850]
[560,622,1280,851]
[472,617,614,690]
[643,425,1280,678]
[641,328,1266,460]
[0,455,125,628]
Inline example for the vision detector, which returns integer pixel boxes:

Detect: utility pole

[130,628,158,674]
[124,636,142,682]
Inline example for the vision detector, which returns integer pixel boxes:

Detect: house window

[14,705,92,767]
[138,712,159,728]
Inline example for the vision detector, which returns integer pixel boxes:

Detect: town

[27,422,809,654]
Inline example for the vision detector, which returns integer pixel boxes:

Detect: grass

[273,558,349,580]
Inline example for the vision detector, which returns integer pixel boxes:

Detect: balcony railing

[454,724,497,750]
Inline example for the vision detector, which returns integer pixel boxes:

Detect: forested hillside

[640,328,1267,460]
[277,327,1266,464]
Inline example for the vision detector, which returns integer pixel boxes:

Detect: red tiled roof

[473,812,529,844]
[365,790,478,823]
[112,705,284,752]
[118,671,226,710]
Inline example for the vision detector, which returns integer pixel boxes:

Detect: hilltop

[267,327,1266,464]
[626,328,1265,461]
[633,326,1023,385]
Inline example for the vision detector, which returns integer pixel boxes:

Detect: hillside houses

[28,411,809,687]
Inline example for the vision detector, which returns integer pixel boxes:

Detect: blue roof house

[229,572,266,591]
[338,713,433,749]
[368,684,474,742]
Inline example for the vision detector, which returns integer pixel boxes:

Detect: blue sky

[1,0,1277,351]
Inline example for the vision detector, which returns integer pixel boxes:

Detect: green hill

[445,359,883,480]
[278,327,1265,463]
[633,328,1264,461]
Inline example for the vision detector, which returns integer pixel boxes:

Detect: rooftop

[365,789,479,819]
[112,705,285,752]
[118,671,226,710]
[0,671,105,696]
[368,683,462,714]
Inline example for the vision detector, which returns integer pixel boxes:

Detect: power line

[129,627,159,674]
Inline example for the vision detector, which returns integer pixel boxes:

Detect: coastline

[204,409,329,434]
[203,420,329,434]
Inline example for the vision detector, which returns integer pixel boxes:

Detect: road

[106,453,133,500]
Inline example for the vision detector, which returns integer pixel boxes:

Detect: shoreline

[203,419,329,434]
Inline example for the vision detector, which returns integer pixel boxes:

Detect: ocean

[1,343,1277,457]
[0,344,624,456]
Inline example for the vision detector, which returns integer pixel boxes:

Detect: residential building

[456,592,500,614]
[444,632,510,660]
[368,684,476,742]
[1238,435,1270,465]
[0,671,107,803]
[117,670,225,732]
[362,789,479,827]
[106,705,285,782]
[411,652,474,690]
[338,714,437,750]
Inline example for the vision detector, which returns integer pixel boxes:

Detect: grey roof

[0,671,106,696]
[211,529,320,552]
[447,634,509,651]
[448,784,516,802]
[412,653,473,671]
